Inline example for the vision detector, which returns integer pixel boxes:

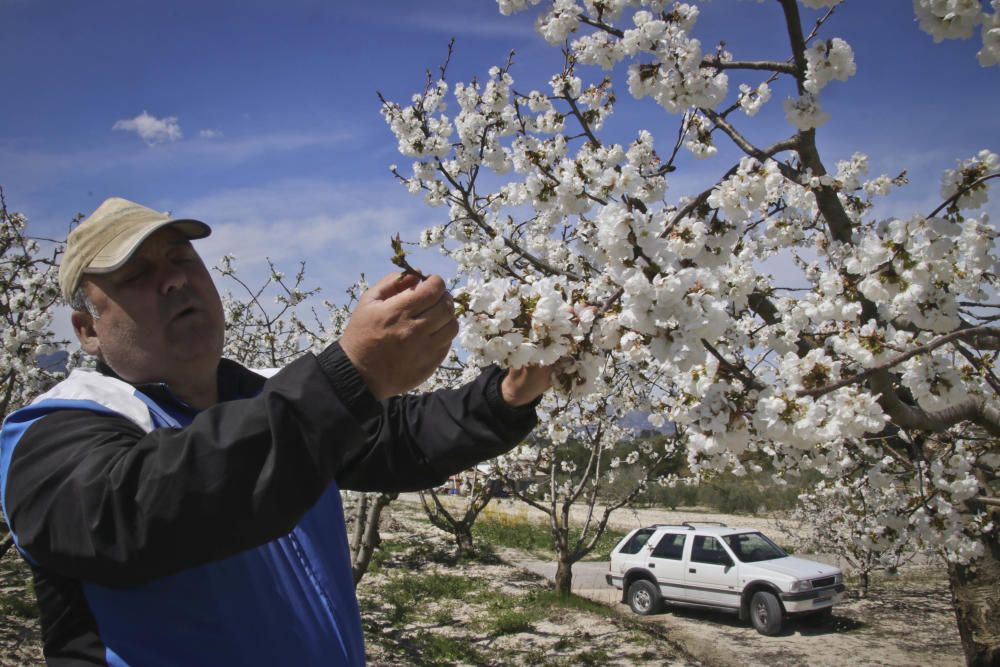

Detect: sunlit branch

[799,325,1000,399]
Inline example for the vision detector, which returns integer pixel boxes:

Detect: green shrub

[486,609,537,636]
[383,571,483,625]
[632,469,823,514]
[410,630,483,664]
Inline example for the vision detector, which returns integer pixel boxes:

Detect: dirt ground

[0,498,968,666]
[0,546,43,666]
[421,495,967,667]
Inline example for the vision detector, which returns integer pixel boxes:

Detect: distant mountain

[618,410,677,435]
[36,349,69,374]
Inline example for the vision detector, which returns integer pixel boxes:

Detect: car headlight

[834,573,843,585]
[790,580,813,592]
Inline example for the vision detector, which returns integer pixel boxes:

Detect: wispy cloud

[199,129,223,139]
[178,130,351,164]
[112,111,183,145]
[177,179,452,292]
[1,128,354,193]
[404,12,537,40]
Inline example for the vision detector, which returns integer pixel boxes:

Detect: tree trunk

[948,532,1000,666]
[857,571,869,599]
[349,492,397,584]
[454,524,474,559]
[553,558,573,596]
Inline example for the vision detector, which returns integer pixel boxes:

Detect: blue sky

[2,0,997,328]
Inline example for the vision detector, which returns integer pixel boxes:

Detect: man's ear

[71,310,101,357]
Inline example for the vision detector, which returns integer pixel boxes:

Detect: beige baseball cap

[59,196,211,303]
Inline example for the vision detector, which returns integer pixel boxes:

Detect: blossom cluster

[913,0,1000,67]
[384,0,1000,565]
[0,205,66,417]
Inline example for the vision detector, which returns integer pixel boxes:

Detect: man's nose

[160,262,189,294]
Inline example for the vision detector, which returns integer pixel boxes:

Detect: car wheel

[627,580,661,616]
[750,591,783,635]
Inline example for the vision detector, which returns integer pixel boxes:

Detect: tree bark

[857,571,869,599]
[349,492,397,584]
[455,526,474,559]
[554,557,573,596]
[419,486,495,558]
[948,532,1000,666]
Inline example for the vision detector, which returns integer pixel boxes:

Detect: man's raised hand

[339,272,458,400]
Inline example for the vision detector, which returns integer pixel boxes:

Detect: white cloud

[112,111,183,145]
[0,128,353,193]
[176,179,454,294]
[199,129,223,139]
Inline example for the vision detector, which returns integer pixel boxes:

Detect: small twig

[390,234,426,281]
[926,173,1000,219]
[439,38,456,81]
[700,56,795,74]
[701,339,762,390]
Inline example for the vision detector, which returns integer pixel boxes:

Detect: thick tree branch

[869,371,1000,437]
[799,325,1000,399]
[778,0,809,93]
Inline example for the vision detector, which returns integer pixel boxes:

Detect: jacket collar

[95,358,266,410]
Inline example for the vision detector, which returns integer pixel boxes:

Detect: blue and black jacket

[0,343,536,666]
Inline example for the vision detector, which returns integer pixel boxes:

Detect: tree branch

[869,371,1000,437]
[701,55,796,74]
[926,172,1000,219]
[798,325,1000,399]
[699,107,800,176]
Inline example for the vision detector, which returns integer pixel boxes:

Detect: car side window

[690,536,729,565]
[618,528,654,555]
[651,533,686,560]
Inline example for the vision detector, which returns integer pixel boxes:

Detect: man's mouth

[173,306,198,321]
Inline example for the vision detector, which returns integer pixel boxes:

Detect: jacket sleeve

[2,343,536,587]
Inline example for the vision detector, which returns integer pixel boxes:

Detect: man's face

[74,226,225,386]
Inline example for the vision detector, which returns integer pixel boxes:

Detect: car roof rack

[650,521,729,530]
[682,521,728,528]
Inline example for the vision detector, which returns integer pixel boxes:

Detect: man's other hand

[339,272,458,400]
[500,365,553,407]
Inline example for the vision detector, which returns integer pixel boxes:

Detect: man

[0,197,550,666]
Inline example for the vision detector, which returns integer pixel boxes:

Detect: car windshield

[722,532,787,562]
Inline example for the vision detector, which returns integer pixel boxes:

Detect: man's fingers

[425,318,460,362]
[382,274,447,312]
[364,271,423,303]
[414,290,456,332]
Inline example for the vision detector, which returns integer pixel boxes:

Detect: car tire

[627,580,661,616]
[750,591,783,635]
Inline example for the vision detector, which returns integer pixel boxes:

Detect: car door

[647,531,689,601]
[683,535,740,609]
[611,527,656,581]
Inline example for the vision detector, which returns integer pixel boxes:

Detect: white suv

[606,522,846,635]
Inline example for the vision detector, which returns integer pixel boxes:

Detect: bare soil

[402,495,967,667]
[0,498,967,666]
